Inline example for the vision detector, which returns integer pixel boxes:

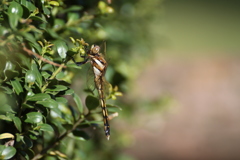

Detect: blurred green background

[101,0,240,160]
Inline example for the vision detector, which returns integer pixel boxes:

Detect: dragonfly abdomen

[96,82,110,140]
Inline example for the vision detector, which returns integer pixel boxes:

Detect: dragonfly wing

[102,77,111,99]
[86,66,96,94]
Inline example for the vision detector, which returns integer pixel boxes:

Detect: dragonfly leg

[72,57,89,66]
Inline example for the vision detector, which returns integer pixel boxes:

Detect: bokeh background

[100,0,240,160]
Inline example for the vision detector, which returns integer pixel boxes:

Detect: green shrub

[0,1,122,159]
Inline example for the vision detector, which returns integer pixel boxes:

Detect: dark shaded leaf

[20,136,33,149]
[22,103,34,109]
[85,95,99,110]
[72,130,90,141]
[46,85,68,92]
[60,5,83,13]
[30,16,48,23]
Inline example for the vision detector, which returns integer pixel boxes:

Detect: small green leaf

[73,93,83,113]
[37,124,54,132]
[12,117,22,132]
[31,62,42,87]
[42,6,51,15]
[10,79,23,95]
[0,133,14,140]
[98,1,107,10]
[0,104,15,114]
[36,99,58,108]
[54,40,68,59]
[85,95,99,110]
[106,104,122,113]
[27,93,51,101]
[25,112,43,124]
[41,71,51,79]
[0,86,13,95]
[0,115,12,121]
[22,103,34,109]
[25,70,36,83]
[72,130,90,141]
[49,1,59,6]
[20,136,33,149]
[8,1,23,29]
[30,15,48,23]
[64,88,74,95]
[0,146,16,159]
[55,97,67,104]
[21,0,36,11]
[46,85,68,92]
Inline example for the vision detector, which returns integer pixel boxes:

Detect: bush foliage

[0,0,123,159]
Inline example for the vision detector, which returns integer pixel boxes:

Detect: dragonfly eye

[92,45,100,54]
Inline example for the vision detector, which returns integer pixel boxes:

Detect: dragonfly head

[90,45,100,55]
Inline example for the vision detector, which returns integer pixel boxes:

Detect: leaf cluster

[0,0,121,159]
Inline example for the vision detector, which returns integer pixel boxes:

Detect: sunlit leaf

[25,70,36,83]
[0,115,12,121]
[25,112,43,124]
[27,93,51,101]
[54,40,68,59]
[49,1,59,6]
[0,133,14,140]
[8,1,23,29]
[37,124,54,132]
[0,146,16,159]
[36,99,58,108]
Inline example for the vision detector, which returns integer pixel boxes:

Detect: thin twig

[21,43,67,68]
[32,117,84,160]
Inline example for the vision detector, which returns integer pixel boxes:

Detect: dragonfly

[74,44,111,140]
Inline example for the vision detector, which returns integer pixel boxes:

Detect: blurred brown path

[126,54,240,160]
